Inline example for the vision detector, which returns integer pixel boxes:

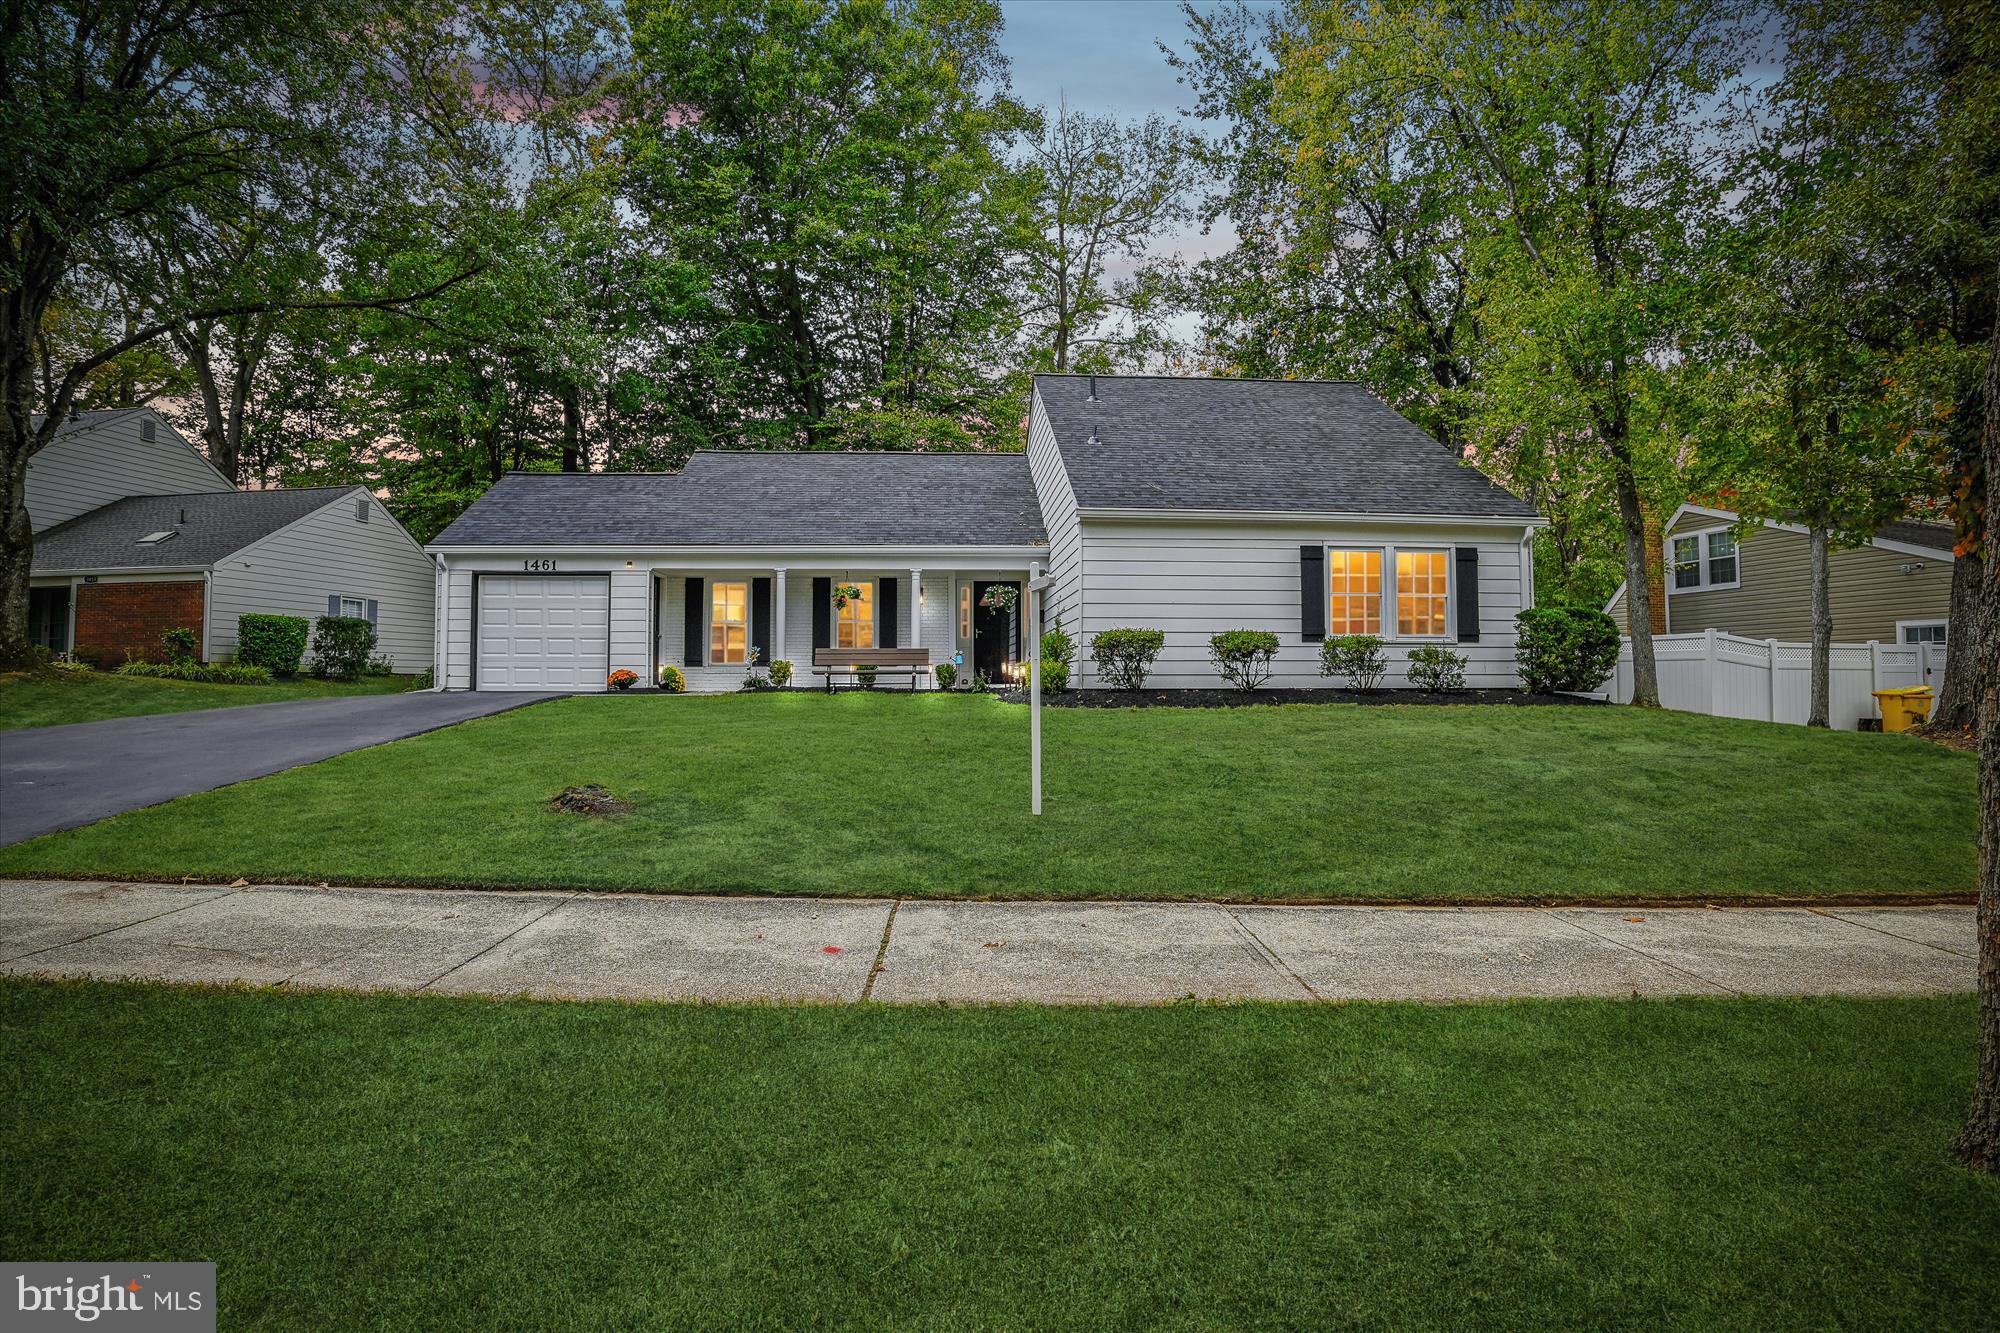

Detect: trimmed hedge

[160,626,198,664]
[118,660,273,685]
[237,614,309,677]
[310,615,377,682]
[1319,635,1387,690]
[1090,628,1165,690]
[1208,629,1281,692]
[1408,645,1469,693]
[1515,607,1621,694]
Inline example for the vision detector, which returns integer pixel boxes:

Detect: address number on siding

[522,559,557,572]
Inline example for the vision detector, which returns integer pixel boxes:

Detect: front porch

[652,564,1030,693]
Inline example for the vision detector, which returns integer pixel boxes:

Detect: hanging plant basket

[831,582,863,610]
[980,585,1018,612]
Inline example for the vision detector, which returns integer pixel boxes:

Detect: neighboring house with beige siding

[1605,503,1955,646]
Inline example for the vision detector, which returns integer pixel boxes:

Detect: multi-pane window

[339,595,366,619]
[1326,550,1382,635]
[1396,550,1449,637]
[1672,536,1702,589]
[1901,622,1948,645]
[837,581,874,649]
[959,584,972,640]
[711,581,748,664]
[1705,531,1738,585]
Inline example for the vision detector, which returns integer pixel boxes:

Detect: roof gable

[1032,374,1538,520]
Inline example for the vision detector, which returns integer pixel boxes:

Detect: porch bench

[812,647,932,691]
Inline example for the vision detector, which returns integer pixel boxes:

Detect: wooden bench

[812,647,932,691]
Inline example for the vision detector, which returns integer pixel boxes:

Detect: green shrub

[1040,617,1076,671]
[934,662,958,690]
[160,626,198,664]
[1036,657,1070,692]
[1514,606,1621,693]
[1319,635,1387,690]
[1407,645,1469,693]
[117,660,272,685]
[364,653,396,676]
[1208,629,1281,692]
[411,666,435,690]
[769,659,793,688]
[310,615,376,681]
[971,671,989,693]
[236,614,308,676]
[1090,628,1165,690]
[658,664,686,693]
[858,665,878,689]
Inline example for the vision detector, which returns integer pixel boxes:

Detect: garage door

[476,576,611,691]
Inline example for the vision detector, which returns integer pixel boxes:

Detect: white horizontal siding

[27,412,233,532]
[207,491,435,673]
[609,569,651,681]
[1076,519,1533,689]
[1025,393,1084,648]
[444,569,473,688]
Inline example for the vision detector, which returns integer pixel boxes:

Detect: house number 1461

[522,558,557,572]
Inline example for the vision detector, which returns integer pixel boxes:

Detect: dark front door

[971,581,1017,684]
[28,586,70,655]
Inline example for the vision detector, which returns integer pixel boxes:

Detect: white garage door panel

[477,576,611,691]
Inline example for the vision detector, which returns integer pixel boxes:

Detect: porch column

[773,567,788,663]
[908,567,923,652]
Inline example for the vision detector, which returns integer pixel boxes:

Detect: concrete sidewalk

[0,879,1976,1005]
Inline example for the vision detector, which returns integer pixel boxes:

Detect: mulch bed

[994,687,1602,709]
[1910,720,1979,753]
[548,784,633,816]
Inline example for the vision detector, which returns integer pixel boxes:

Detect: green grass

[0,669,415,729]
[1,980,1994,1330]
[0,694,1972,900]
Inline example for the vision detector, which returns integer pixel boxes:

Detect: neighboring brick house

[26,408,436,672]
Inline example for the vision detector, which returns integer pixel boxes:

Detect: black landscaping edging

[993,687,1604,709]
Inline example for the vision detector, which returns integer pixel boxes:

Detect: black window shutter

[879,578,898,649]
[326,594,340,618]
[1454,547,1480,643]
[812,577,831,649]
[683,577,704,665]
[751,578,772,664]
[364,599,379,627]
[1298,546,1326,642]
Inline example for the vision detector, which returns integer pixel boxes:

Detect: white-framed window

[837,580,875,649]
[1325,546,1452,640]
[711,581,748,664]
[1668,527,1740,592]
[958,583,972,640]
[338,595,366,619]
[1898,620,1948,645]
[1327,549,1383,635]
[1395,549,1449,638]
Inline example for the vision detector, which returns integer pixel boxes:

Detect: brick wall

[73,580,204,665]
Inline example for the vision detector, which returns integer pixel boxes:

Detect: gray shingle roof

[1034,374,1539,519]
[32,487,361,572]
[1875,519,1955,555]
[429,452,1048,548]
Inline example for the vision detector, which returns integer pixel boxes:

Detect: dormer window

[136,530,176,545]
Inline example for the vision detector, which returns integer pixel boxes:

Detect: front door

[971,581,1017,684]
[27,586,70,655]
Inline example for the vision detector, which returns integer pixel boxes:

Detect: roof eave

[1075,505,1547,527]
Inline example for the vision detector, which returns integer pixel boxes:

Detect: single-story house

[1605,502,1957,646]
[425,374,1545,691]
[26,408,436,670]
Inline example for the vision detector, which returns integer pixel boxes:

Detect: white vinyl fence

[1590,630,1948,729]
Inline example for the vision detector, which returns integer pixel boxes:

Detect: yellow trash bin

[1873,686,1935,733]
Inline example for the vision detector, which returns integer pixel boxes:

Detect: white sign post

[1027,568,1053,815]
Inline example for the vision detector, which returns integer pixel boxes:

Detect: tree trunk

[1808,524,1832,728]
[561,386,584,473]
[1936,551,1985,727]
[0,291,45,671]
[1955,279,2000,1174]
[1615,471,1660,707]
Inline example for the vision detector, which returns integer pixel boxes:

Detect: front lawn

[0,693,1971,899]
[1,980,1993,1330]
[0,669,416,730]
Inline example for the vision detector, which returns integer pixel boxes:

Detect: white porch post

[908,567,923,652]
[773,567,788,665]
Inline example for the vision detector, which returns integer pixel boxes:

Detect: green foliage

[1208,630,1280,692]
[1039,617,1076,670]
[933,662,958,690]
[160,627,199,665]
[1514,609,1622,694]
[1406,646,1468,694]
[236,615,309,676]
[310,616,376,682]
[1089,628,1165,690]
[118,660,273,685]
[1037,658,1069,692]
[1319,635,1387,691]
[769,660,794,689]
[657,664,686,694]
[857,666,878,690]
[411,667,434,691]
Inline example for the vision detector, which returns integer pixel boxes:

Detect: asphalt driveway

[0,691,551,846]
